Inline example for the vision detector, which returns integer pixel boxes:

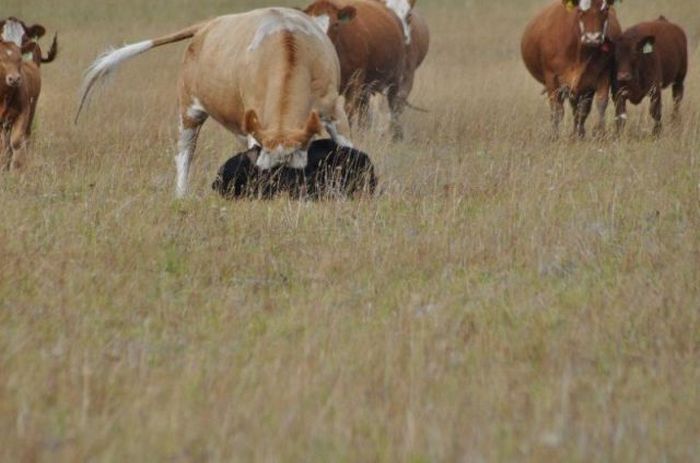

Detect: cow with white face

[521,0,622,138]
[575,0,613,46]
[77,8,353,197]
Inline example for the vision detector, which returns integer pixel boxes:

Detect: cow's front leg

[0,127,10,171]
[650,85,662,137]
[614,94,628,136]
[323,97,353,148]
[593,77,611,138]
[9,114,31,171]
[572,92,593,139]
[175,102,208,198]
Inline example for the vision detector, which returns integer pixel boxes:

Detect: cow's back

[629,20,687,87]
[334,0,406,89]
[182,8,340,130]
[521,2,577,84]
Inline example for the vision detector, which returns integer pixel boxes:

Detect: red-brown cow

[612,16,688,136]
[303,0,408,138]
[521,0,622,138]
[0,40,41,170]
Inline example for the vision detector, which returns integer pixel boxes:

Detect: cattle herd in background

[0,0,690,199]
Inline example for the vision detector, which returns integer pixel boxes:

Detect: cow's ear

[244,110,262,137]
[26,24,46,39]
[20,42,37,61]
[337,6,357,23]
[638,36,655,54]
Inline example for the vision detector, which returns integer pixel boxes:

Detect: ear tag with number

[642,42,654,54]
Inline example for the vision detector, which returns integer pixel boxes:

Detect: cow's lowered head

[244,109,323,170]
[302,1,357,38]
[613,34,655,86]
[565,0,616,47]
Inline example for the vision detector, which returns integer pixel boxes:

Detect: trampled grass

[1,0,698,461]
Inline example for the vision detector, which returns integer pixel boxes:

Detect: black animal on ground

[212,139,377,199]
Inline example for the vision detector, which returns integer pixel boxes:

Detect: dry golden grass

[1,0,699,461]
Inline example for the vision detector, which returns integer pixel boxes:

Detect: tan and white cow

[77,8,352,197]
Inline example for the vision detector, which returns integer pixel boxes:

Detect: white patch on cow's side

[579,0,592,11]
[324,122,354,148]
[384,0,412,44]
[248,8,328,51]
[1,19,24,46]
[311,15,331,34]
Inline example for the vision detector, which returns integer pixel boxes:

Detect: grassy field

[1,0,699,461]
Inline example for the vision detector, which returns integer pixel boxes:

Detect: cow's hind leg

[323,96,353,148]
[671,80,684,123]
[387,85,406,141]
[545,73,565,140]
[649,85,662,137]
[175,102,208,198]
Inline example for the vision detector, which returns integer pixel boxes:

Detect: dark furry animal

[212,139,377,200]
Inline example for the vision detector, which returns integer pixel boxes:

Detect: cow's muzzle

[581,33,605,46]
[5,74,22,88]
[616,72,633,83]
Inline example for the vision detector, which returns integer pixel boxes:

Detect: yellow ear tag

[566,0,576,11]
[642,42,654,54]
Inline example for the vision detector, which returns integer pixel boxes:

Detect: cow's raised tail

[76,22,205,123]
[41,34,58,63]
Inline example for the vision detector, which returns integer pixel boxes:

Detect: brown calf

[521,0,622,138]
[612,17,688,135]
[303,0,407,138]
[0,40,41,170]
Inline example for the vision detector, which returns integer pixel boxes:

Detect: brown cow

[1,17,58,65]
[612,16,688,136]
[0,40,41,170]
[303,0,408,139]
[521,0,622,138]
